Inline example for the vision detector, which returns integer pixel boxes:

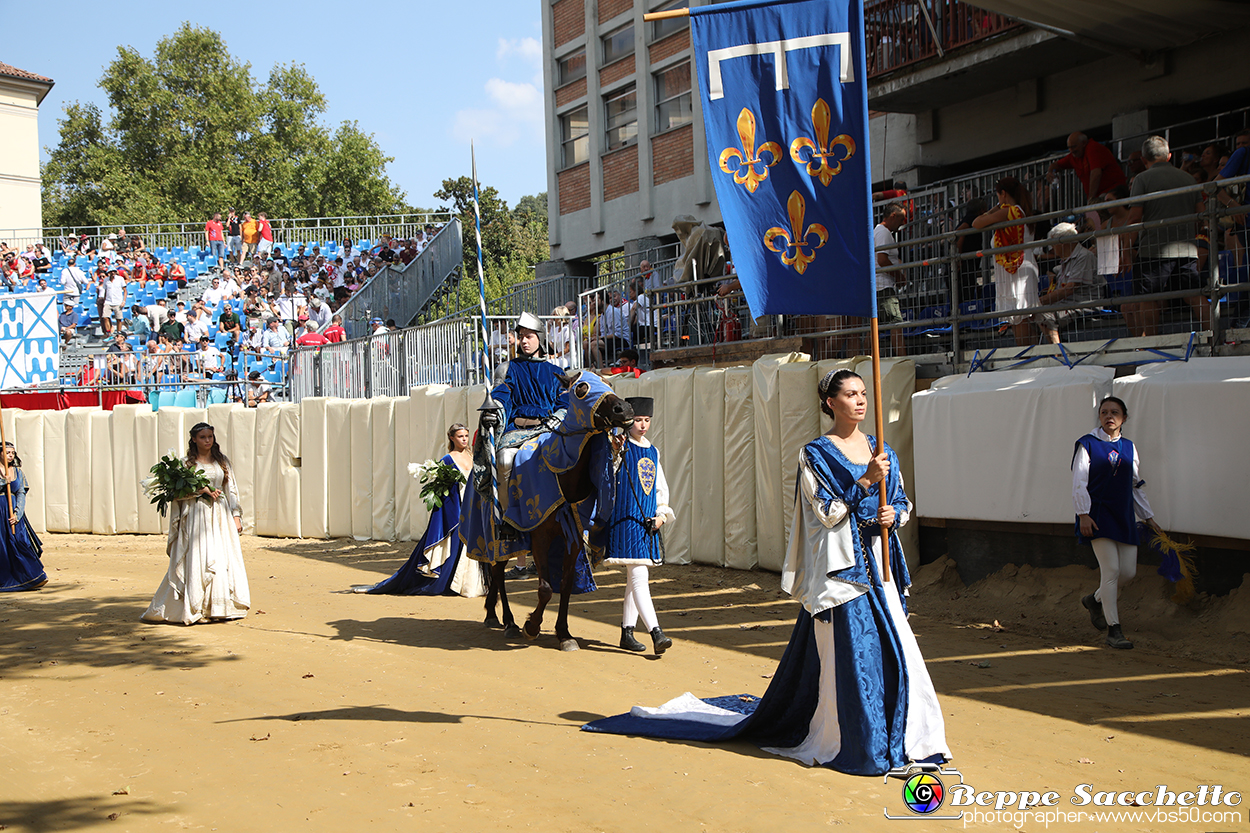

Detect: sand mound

[911,556,1250,664]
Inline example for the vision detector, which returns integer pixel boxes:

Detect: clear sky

[2,1,548,213]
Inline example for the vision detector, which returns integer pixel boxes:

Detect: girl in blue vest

[607,397,675,655]
[1072,396,1161,649]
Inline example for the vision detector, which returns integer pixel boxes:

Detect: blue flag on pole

[690,0,875,318]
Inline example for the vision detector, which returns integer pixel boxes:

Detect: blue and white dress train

[357,455,487,597]
[0,470,46,592]
[583,436,950,776]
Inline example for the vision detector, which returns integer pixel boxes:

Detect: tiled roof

[0,61,54,86]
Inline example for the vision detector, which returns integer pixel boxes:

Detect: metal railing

[0,212,453,258]
[338,219,464,339]
[865,0,1022,78]
[647,174,1250,367]
[289,314,584,401]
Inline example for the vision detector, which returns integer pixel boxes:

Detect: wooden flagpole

[0,409,15,533]
[663,0,890,580]
[643,8,689,20]
[869,317,890,583]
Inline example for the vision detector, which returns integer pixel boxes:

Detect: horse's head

[558,371,634,433]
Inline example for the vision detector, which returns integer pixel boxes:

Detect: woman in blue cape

[584,369,949,776]
[355,424,487,597]
[0,441,46,592]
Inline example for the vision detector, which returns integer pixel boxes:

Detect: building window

[557,48,586,85]
[604,85,638,151]
[653,61,692,133]
[650,0,690,41]
[561,106,589,168]
[601,23,634,65]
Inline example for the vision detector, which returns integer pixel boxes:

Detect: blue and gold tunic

[606,438,673,566]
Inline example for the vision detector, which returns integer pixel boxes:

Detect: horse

[464,371,633,650]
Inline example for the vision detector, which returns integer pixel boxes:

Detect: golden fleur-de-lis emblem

[764,191,828,275]
[526,493,541,517]
[790,99,856,187]
[718,108,783,193]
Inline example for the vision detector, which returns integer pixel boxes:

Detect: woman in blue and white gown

[584,369,949,776]
[355,424,487,597]
[142,424,250,624]
[0,442,47,592]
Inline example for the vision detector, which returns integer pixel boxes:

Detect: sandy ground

[2,534,1248,833]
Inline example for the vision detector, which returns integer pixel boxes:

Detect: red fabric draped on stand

[0,390,147,411]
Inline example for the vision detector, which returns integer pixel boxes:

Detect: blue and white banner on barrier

[0,292,60,388]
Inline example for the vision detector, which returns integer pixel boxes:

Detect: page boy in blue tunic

[1072,396,1160,649]
[606,397,675,655]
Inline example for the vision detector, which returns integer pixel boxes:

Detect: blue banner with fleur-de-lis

[690,0,875,318]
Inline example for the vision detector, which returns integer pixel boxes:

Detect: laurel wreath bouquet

[408,459,467,512]
[142,453,214,517]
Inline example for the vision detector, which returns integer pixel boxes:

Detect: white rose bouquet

[408,459,467,512]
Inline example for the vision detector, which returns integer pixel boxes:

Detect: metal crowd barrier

[288,314,584,402]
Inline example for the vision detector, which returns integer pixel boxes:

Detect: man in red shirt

[322,314,346,343]
[205,212,226,269]
[294,320,329,346]
[1048,132,1127,200]
[256,212,274,258]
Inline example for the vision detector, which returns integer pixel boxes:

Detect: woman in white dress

[142,423,250,624]
[973,176,1040,346]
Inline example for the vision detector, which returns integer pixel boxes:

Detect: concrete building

[539,1,1250,274]
[0,61,54,240]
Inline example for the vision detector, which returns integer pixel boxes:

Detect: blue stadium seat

[214,333,230,349]
[173,388,197,408]
[207,388,226,405]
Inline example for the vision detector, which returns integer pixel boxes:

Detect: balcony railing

[866,0,1022,78]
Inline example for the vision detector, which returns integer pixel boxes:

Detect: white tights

[1091,538,1138,627]
[622,564,658,632]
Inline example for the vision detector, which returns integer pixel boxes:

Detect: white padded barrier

[324,398,353,538]
[913,367,1114,525]
[722,366,758,570]
[349,399,374,540]
[13,409,46,535]
[298,398,329,539]
[691,368,727,567]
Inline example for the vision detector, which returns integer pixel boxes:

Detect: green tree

[41,23,406,228]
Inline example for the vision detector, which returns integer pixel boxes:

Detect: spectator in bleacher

[242,322,264,357]
[202,277,226,310]
[1047,132,1127,200]
[601,289,632,364]
[952,196,987,304]
[262,317,290,356]
[295,320,329,347]
[1036,223,1104,344]
[1086,184,1135,298]
[974,176,1041,346]
[184,308,209,343]
[608,348,642,378]
[256,212,274,257]
[60,257,85,307]
[873,180,909,201]
[1199,143,1228,183]
[104,332,136,384]
[218,303,242,342]
[308,296,332,332]
[874,203,908,356]
[173,301,189,325]
[100,233,117,260]
[226,210,242,264]
[103,268,128,333]
[59,302,78,346]
[323,314,346,343]
[30,244,51,274]
[243,290,267,328]
[167,259,187,287]
[271,246,288,271]
[1123,136,1207,337]
[130,304,151,341]
[240,212,259,264]
[160,311,185,346]
[145,299,168,334]
[1214,128,1250,268]
[246,371,272,407]
[194,336,223,379]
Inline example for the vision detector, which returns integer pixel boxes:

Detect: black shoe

[650,626,672,655]
[506,565,527,579]
[1106,624,1133,649]
[619,626,645,652]
[1082,593,1107,631]
[525,563,538,576]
